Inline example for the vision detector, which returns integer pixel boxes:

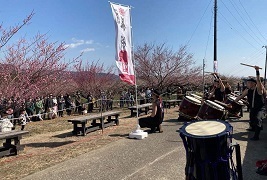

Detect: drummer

[208,73,225,102]
[224,81,232,96]
[228,66,265,141]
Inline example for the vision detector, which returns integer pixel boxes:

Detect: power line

[203,12,213,60]
[219,0,263,47]
[228,0,265,45]
[227,50,264,76]
[222,49,263,76]
[218,11,258,50]
[238,0,267,43]
[229,49,262,74]
[186,0,213,45]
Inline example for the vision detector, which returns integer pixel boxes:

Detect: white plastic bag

[0,119,14,132]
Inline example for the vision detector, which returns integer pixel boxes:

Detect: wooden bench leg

[3,138,12,149]
[13,136,22,155]
[1,138,12,157]
[115,115,119,125]
[82,122,86,136]
[2,136,22,156]
[72,123,78,135]
[131,110,134,117]
[107,116,111,122]
[138,109,142,116]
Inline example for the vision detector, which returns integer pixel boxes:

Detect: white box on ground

[129,129,148,139]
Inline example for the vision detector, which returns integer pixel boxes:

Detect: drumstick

[229,93,248,104]
[230,92,238,97]
[240,63,262,69]
[210,73,218,79]
[214,100,231,108]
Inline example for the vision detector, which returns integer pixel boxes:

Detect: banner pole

[129,7,139,121]
[128,5,147,139]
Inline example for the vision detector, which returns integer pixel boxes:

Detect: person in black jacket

[87,93,93,113]
[57,94,65,117]
[65,94,72,116]
[224,81,232,95]
[46,94,54,119]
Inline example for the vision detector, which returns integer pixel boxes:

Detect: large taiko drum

[179,120,237,180]
[197,100,225,120]
[224,95,244,116]
[190,94,203,101]
[179,96,201,119]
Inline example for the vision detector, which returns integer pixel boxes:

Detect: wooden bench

[128,103,152,117]
[163,99,182,109]
[68,111,121,136]
[0,130,29,157]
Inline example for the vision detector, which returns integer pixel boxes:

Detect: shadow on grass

[24,141,75,148]
[109,133,129,137]
[53,131,75,138]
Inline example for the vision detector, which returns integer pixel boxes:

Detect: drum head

[185,121,227,138]
[228,95,244,105]
[191,94,202,100]
[185,96,201,105]
[206,100,224,110]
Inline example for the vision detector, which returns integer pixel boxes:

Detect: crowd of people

[0,87,157,131]
[0,92,93,130]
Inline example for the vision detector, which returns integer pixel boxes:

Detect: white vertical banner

[110,2,135,85]
[213,60,218,73]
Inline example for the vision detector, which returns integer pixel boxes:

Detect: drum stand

[230,142,243,180]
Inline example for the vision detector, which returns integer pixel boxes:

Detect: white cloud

[81,48,95,53]
[85,40,93,44]
[65,38,94,49]
[66,42,83,48]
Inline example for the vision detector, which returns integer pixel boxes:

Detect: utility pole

[263,46,267,87]
[213,0,217,73]
[203,59,205,97]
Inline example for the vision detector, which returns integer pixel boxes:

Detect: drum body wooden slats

[197,100,225,120]
[179,96,201,119]
[224,95,244,115]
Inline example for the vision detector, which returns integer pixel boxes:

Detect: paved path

[22,112,267,180]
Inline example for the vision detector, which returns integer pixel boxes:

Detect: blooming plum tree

[134,43,202,91]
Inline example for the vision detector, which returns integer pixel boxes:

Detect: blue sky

[1,0,267,77]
